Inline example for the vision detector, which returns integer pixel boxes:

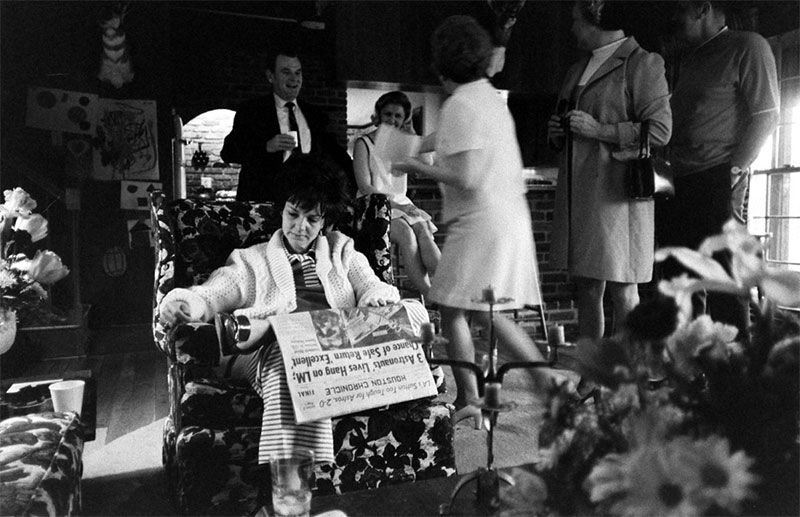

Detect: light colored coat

[161,230,400,322]
[550,37,672,283]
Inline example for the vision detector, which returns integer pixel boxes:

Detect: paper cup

[49,380,85,415]
[270,448,315,517]
[285,130,298,148]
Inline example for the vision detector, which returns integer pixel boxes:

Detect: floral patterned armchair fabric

[149,191,455,515]
[0,412,84,517]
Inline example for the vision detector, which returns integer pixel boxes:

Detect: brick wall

[406,181,579,341]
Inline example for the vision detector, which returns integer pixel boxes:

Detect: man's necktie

[285,102,303,154]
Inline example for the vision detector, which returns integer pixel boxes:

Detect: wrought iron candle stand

[419,287,558,515]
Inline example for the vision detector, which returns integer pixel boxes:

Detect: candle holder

[418,286,558,515]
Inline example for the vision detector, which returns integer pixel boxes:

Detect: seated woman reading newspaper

[158,155,428,465]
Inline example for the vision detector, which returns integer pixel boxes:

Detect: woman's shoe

[453,405,482,430]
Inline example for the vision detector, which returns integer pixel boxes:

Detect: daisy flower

[666,315,738,380]
[685,435,759,514]
[588,441,703,517]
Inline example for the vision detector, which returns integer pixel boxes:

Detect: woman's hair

[576,0,626,32]
[431,15,492,84]
[373,91,412,122]
[274,155,351,224]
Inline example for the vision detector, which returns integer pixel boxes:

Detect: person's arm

[417,132,437,154]
[731,109,779,170]
[395,149,486,190]
[344,240,400,306]
[570,51,672,150]
[732,35,780,170]
[353,136,381,195]
[220,102,294,165]
[564,110,619,143]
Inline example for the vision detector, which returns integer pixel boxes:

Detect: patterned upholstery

[149,192,454,515]
[0,412,84,517]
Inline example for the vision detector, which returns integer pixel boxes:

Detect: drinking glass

[270,448,315,517]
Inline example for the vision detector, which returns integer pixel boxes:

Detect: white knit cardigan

[161,229,400,323]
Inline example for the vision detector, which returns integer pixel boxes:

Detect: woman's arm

[417,132,437,154]
[395,149,486,190]
[343,241,400,306]
[567,52,672,150]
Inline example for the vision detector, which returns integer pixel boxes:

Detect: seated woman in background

[353,91,441,297]
[158,155,429,465]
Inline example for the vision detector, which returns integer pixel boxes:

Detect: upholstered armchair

[149,191,455,515]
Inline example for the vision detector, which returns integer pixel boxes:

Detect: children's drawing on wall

[120,180,161,211]
[25,87,99,135]
[64,135,94,180]
[93,98,158,181]
[127,218,154,248]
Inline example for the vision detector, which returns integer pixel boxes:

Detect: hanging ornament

[192,143,210,171]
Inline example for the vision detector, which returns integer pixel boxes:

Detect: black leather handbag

[627,120,674,199]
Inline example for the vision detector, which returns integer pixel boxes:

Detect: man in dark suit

[221,48,353,202]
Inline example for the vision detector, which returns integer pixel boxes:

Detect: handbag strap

[639,120,650,159]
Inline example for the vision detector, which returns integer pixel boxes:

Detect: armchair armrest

[167,322,221,367]
[353,193,393,285]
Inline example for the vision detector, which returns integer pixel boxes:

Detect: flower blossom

[13,213,48,242]
[587,441,701,516]
[666,315,739,379]
[1,187,37,219]
[27,250,69,285]
[685,435,759,514]
[656,219,800,308]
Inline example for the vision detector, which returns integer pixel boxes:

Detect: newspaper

[269,304,437,423]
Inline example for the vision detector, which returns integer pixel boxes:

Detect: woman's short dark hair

[374,91,412,121]
[576,0,626,32]
[431,15,492,84]
[274,155,351,224]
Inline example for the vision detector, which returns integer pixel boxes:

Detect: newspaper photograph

[269,303,437,423]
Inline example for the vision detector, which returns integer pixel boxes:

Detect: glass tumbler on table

[270,448,315,517]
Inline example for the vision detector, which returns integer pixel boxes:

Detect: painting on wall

[93,98,158,181]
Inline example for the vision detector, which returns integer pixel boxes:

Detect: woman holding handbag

[548,0,671,344]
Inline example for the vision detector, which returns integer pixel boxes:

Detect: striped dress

[246,243,336,464]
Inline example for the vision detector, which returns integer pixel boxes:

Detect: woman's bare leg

[440,305,480,408]
[607,281,639,333]
[391,219,430,296]
[575,277,607,340]
[471,311,560,392]
[413,221,441,276]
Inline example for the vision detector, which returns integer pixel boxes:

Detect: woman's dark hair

[576,0,627,32]
[374,91,412,121]
[274,155,351,225]
[431,15,492,84]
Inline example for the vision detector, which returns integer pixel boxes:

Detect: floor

[4,328,580,516]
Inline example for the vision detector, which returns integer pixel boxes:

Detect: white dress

[356,134,437,231]
[428,79,540,311]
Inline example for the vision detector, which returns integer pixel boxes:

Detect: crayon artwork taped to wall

[93,98,158,181]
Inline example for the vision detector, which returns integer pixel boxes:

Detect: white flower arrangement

[1,188,70,316]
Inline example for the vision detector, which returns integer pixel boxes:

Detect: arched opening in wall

[182,109,238,199]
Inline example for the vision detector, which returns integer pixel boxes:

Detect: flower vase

[0,310,17,354]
